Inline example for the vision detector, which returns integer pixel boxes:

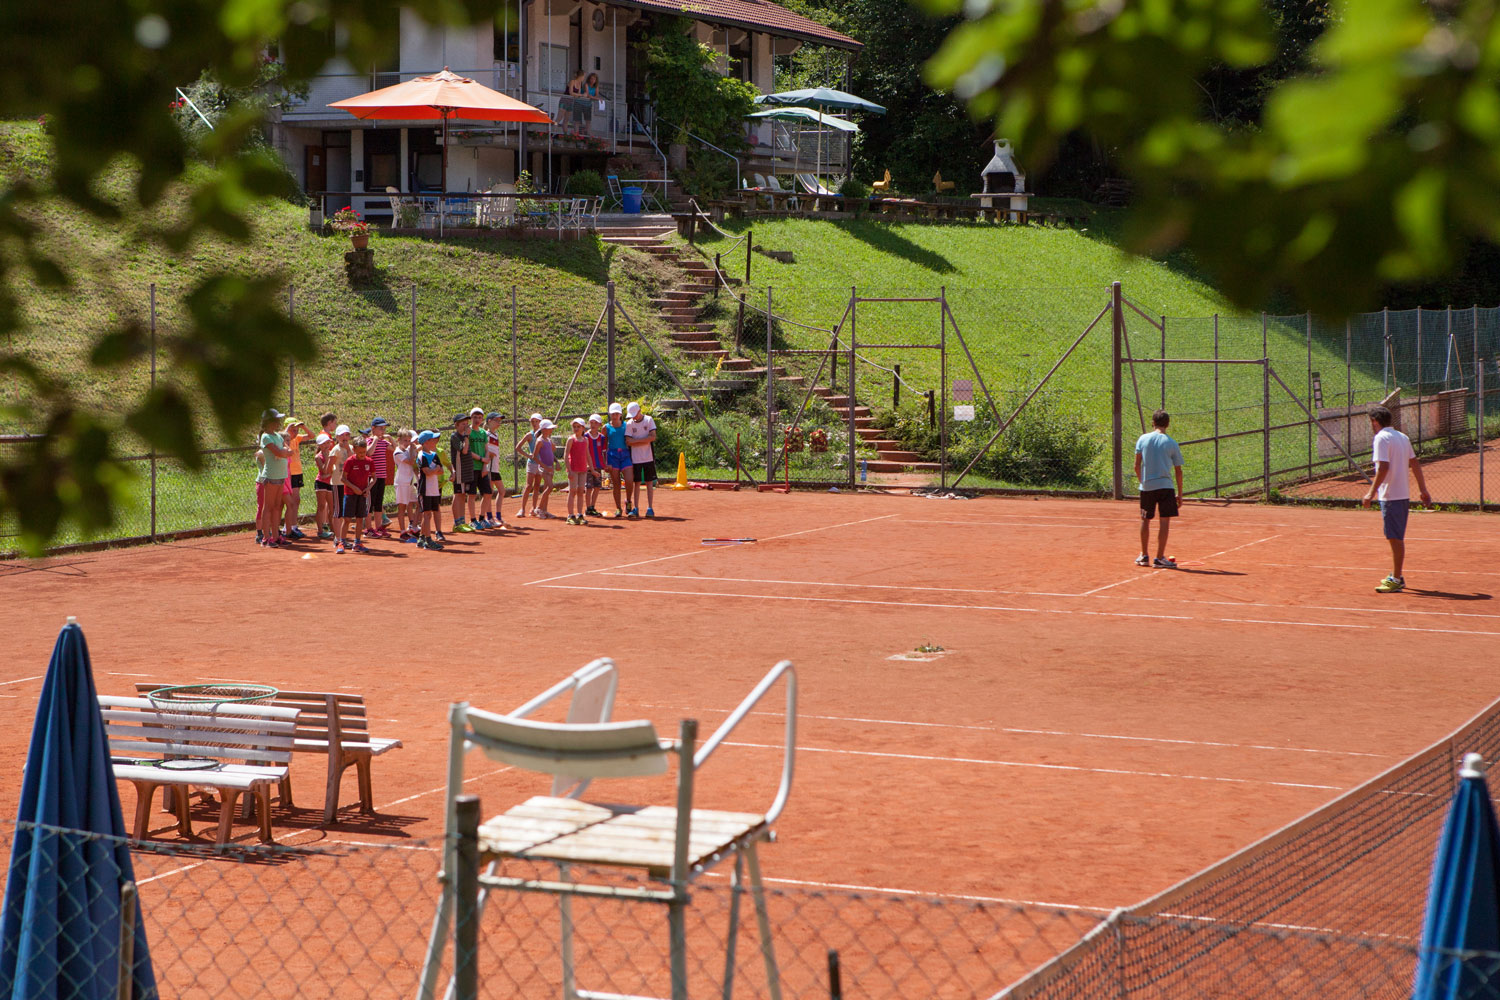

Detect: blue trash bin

[622,186,644,214]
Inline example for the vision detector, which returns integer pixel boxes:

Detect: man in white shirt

[1360,405,1431,593]
[623,401,658,518]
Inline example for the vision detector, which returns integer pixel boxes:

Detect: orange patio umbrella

[330,67,551,235]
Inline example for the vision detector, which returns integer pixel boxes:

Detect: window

[729,33,754,83]
[539,42,570,93]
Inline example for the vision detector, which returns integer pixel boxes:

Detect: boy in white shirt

[623,401,658,518]
[1360,405,1432,593]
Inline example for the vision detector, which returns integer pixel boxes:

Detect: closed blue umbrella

[1413,753,1500,1000]
[0,619,157,1000]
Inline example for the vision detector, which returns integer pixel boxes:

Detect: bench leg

[255,785,274,844]
[280,775,294,811]
[215,790,241,845]
[323,751,345,825]
[355,755,374,814]
[172,784,193,838]
[131,781,157,840]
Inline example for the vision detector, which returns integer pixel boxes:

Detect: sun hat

[571,417,586,427]
[417,430,439,443]
[315,433,331,445]
[261,407,285,424]
[539,419,555,430]
[588,413,603,424]
[283,416,303,428]
[626,402,642,417]
[607,402,623,415]
[529,412,543,422]
[470,406,484,416]
[335,424,351,437]
[370,416,389,427]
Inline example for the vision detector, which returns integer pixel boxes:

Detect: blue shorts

[606,448,633,471]
[1380,499,1410,540]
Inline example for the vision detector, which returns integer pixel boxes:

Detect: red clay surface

[7,492,1500,912]
[1286,439,1500,502]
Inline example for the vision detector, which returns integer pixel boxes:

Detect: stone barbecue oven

[981,139,1026,195]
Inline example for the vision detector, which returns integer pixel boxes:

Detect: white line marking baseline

[634,703,1385,757]
[0,675,43,687]
[538,582,1500,636]
[721,741,1341,790]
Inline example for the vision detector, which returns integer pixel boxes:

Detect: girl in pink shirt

[563,418,594,524]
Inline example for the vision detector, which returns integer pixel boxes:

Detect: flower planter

[350,233,370,251]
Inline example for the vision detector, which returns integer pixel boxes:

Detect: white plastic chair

[766,175,799,211]
[419,657,796,1000]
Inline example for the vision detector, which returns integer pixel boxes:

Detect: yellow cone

[673,452,690,490]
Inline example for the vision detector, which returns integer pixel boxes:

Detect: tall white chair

[419,657,797,1000]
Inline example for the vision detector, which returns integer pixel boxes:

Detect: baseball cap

[335,424,351,437]
[261,407,285,423]
[607,402,623,415]
[486,411,502,421]
[571,417,586,427]
[417,430,439,443]
[370,416,389,427]
[470,406,484,416]
[315,433,331,445]
[529,412,543,422]
[453,412,469,424]
[588,413,603,425]
[358,427,372,435]
[539,419,555,430]
[626,402,642,417]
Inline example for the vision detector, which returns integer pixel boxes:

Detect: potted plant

[330,206,371,249]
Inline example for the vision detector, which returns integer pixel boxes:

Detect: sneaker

[288,527,306,540]
[586,507,601,517]
[353,543,370,553]
[381,513,392,525]
[435,531,446,541]
[461,522,478,533]
[400,531,420,543]
[256,529,264,544]
[1134,554,1149,566]
[1376,576,1405,593]
[1152,556,1176,569]
[516,509,527,519]
[335,541,345,554]
[416,537,428,549]
[613,509,624,519]
[428,539,445,551]
[645,508,655,518]
[627,508,640,519]
[318,528,334,540]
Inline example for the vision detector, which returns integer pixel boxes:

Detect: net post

[453,794,480,1000]
[766,286,775,485]
[1111,281,1124,500]
[149,283,157,543]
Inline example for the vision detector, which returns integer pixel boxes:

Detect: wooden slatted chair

[418,657,797,1000]
[871,168,892,192]
[933,170,955,194]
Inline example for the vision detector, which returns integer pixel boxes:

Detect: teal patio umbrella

[755,88,885,187]
[746,108,859,185]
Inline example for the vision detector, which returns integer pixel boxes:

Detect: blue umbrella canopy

[1413,753,1500,1000]
[754,88,886,115]
[0,620,157,1000]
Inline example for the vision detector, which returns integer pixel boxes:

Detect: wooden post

[894,363,901,407]
[746,227,753,284]
[606,281,617,404]
[453,795,480,1000]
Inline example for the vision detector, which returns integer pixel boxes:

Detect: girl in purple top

[534,420,557,518]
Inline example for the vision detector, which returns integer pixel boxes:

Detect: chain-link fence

[7,278,1500,553]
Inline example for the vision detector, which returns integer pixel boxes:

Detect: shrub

[880,396,1104,488]
[565,169,606,197]
[839,177,869,200]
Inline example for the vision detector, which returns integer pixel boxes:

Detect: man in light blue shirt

[1133,409,1184,568]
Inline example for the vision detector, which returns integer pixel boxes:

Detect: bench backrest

[136,684,375,751]
[100,695,299,765]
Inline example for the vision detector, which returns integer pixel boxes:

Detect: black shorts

[1139,488,1178,520]
[314,480,333,493]
[335,485,345,508]
[585,472,602,490]
[477,473,494,496]
[633,460,657,485]
[289,473,304,489]
[452,479,470,496]
[369,478,386,510]
[342,494,368,519]
[421,493,441,512]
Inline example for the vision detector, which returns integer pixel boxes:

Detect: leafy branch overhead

[0,0,509,552]
[923,0,1500,315]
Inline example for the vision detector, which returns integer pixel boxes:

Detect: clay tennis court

[7,492,1499,918]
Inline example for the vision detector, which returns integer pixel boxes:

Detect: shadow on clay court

[0,558,94,577]
[1404,589,1493,601]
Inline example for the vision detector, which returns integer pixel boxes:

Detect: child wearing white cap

[534,419,558,518]
[564,417,595,524]
[585,414,606,517]
[313,433,336,538]
[623,401,658,518]
[604,403,633,518]
[513,412,544,518]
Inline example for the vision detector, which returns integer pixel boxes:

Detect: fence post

[746,228,753,285]
[1159,314,1166,411]
[453,795,480,1000]
[1111,281,1123,500]
[1213,314,1220,497]
[927,389,935,426]
[714,254,722,300]
[287,285,296,415]
[1383,306,1390,391]
[1263,357,1272,498]
[827,950,843,1000]
[1306,312,1313,480]
[1345,319,1353,465]
[849,286,858,489]
[149,284,158,543]
[1479,357,1486,511]
[606,281,617,404]
[894,363,901,407]
[766,286,775,485]
[410,285,419,429]
[118,880,137,1000]
[735,298,744,356]
[512,286,520,495]
[939,286,948,489]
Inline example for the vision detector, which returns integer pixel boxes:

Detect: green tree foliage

[922,0,1500,316]
[645,17,759,150]
[0,0,507,551]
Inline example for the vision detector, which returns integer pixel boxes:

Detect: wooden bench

[136,684,403,823]
[101,695,299,845]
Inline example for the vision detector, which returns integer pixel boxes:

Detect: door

[304,145,326,196]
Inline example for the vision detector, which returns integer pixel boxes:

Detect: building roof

[615,0,861,51]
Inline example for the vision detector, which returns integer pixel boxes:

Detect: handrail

[659,118,741,194]
[628,112,669,195]
[694,660,796,824]
[174,87,215,130]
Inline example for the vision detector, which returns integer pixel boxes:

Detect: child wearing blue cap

[416,430,445,550]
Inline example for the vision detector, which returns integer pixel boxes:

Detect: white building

[270,0,860,217]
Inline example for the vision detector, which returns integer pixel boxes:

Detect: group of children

[253,400,661,552]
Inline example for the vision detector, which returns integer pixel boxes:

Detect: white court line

[699,871,1110,913]
[635,703,1385,757]
[897,516,1492,545]
[540,582,1500,637]
[598,571,1068,597]
[1248,561,1500,578]
[522,513,900,587]
[1075,534,1284,597]
[0,675,43,687]
[721,741,1341,790]
[105,671,154,678]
